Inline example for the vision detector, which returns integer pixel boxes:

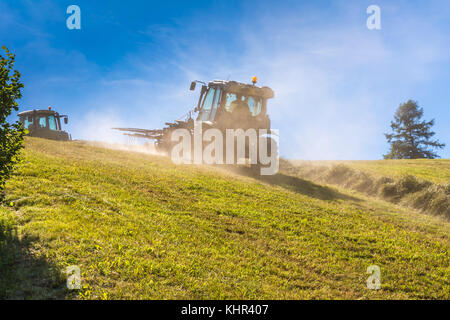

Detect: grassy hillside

[0,138,449,299]
[290,159,450,184]
[285,160,450,218]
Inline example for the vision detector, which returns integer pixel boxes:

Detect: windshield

[198,87,221,121]
[224,93,262,116]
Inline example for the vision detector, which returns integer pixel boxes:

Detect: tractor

[18,107,71,141]
[113,77,278,169]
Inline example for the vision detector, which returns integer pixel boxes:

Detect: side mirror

[64,117,68,124]
[189,81,196,91]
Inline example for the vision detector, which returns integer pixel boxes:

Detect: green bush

[0,46,26,199]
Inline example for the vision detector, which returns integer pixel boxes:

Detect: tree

[0,46,26,198]
[384,100,445,159]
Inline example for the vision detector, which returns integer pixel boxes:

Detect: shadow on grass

[227,165,360,202]
[0,211,67,300]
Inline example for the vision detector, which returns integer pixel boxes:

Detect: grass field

[290,159,450,184]
[286,159,450,218]
[0,137,449,299]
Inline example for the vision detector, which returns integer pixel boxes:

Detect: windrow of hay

[281,159,450,219]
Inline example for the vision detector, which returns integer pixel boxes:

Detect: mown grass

[0,137,449,299]
[344,159,450,184]
[285,160,450,218]
[290,159,450,184]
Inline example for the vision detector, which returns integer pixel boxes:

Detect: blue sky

[1,0,449,159]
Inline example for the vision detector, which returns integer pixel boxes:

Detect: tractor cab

[18,107,71,141]
[190,78,274,130]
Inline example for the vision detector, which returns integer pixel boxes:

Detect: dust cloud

[71,109,164,156]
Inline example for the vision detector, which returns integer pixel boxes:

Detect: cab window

[39,117,47,128]
[210,88,221,120]
[202,88,215,111]
[48,115,57,131]
[198,88,220,121]
[225,94,262,116]
[24,117,33,129]
[247,97,262,116]
[224,93,237,112]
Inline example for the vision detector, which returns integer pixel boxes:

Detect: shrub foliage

[0,46,26,198]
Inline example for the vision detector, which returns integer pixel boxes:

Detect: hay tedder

[113,77,277,166]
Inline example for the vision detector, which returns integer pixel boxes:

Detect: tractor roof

[209,80,274,99]
[18,109,59,116]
